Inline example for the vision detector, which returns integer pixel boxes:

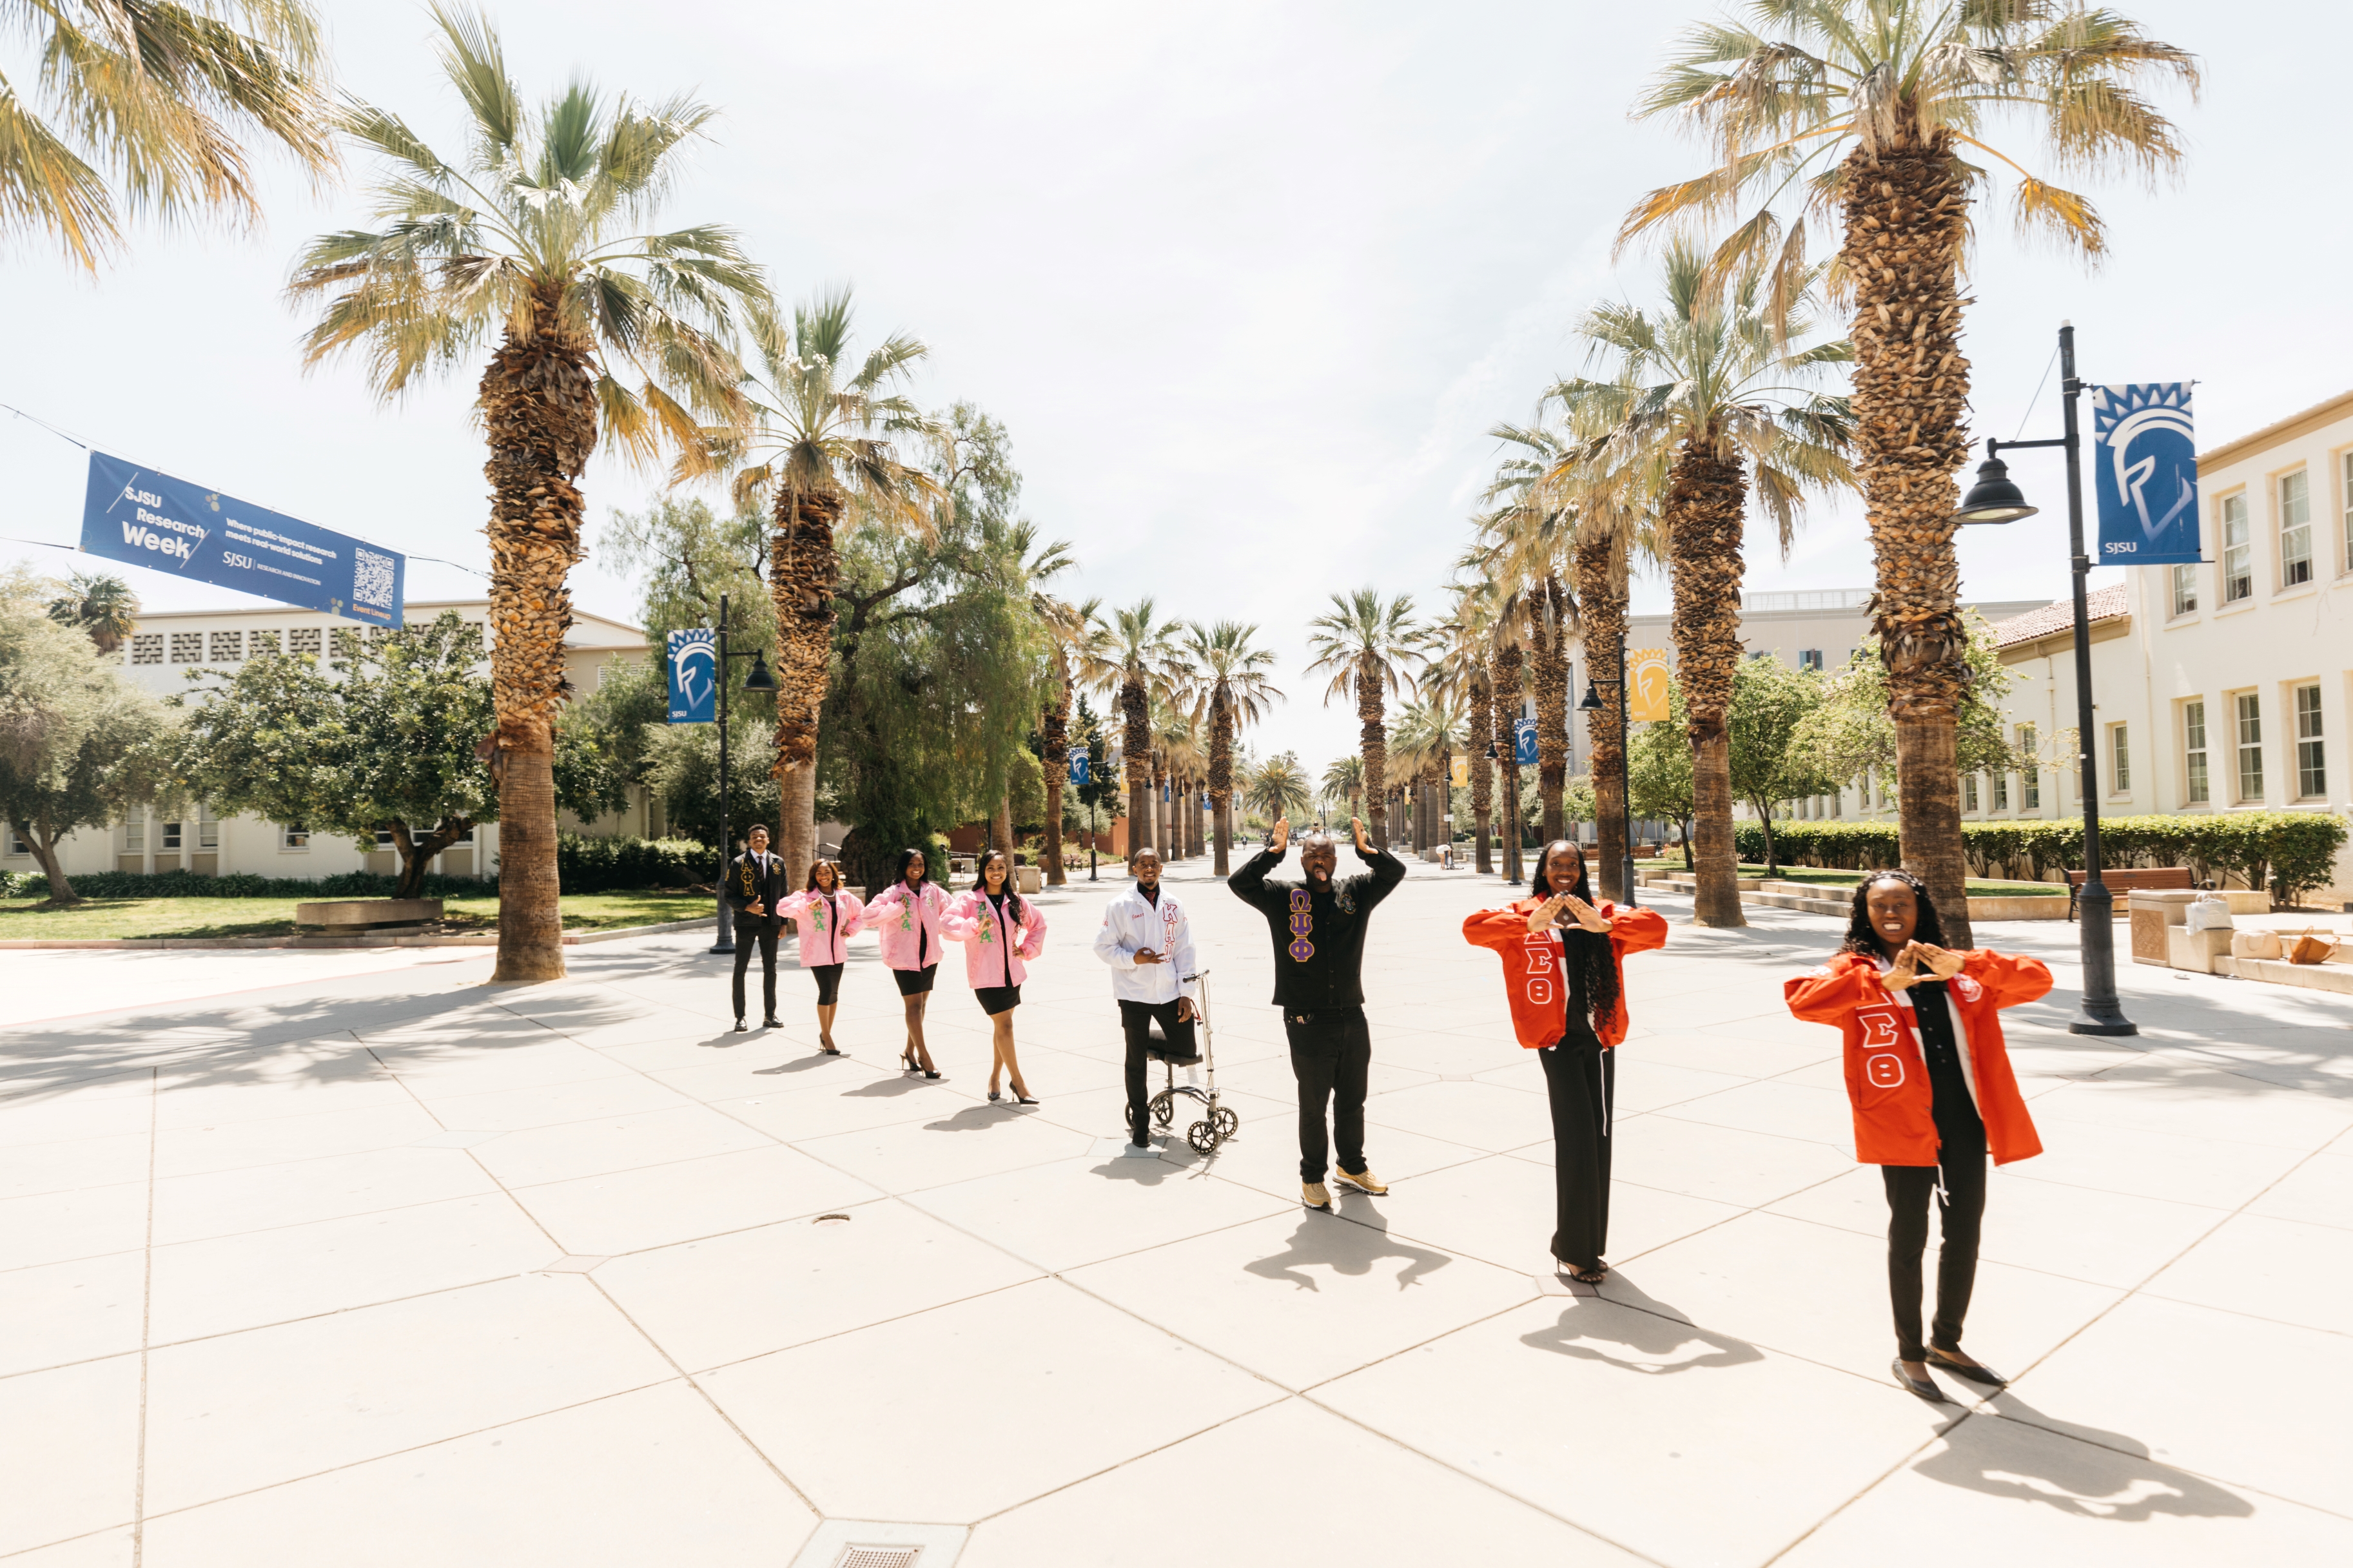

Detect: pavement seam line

[130,1065,158,1568]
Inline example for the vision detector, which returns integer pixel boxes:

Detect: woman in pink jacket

[866,847,950,1079]
[944,849,1050,1103]
[774,859,864,1056]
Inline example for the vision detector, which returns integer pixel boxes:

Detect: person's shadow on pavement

[1244,1209,1451,1293]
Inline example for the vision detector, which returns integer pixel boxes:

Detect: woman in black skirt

[944,849,1050,1104]
[868,847,950,1078]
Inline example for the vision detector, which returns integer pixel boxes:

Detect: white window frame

[2221,493,2253,603]
[122,812,146,853]
[1991,769,2009,811]
[2234,693,2265,803]
[5,826,29,857]
[279,822,311,851]
[2343,451,2353,576]
[2109,722,2131,795]
[161,819,182,851]
[2169,562,2198,617]
[2280,470,2313,588]
[2018,726,2040,811]
[2294,684,2325,800]
[2183,699,2210,806]
[1963,773,1979,813]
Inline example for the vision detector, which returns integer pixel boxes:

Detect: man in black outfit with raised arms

[1228,815,1405,1210]
[725,824,786,1032]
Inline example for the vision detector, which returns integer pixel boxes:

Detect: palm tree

[1555,244,1852,926]
[1487,608,1528,880]
[46,573,139,654]
[1479,429,1583,844]
[1080,599,1185,860]
[1305,589,1423,851]
[1184,621,1280,875]
[1623,0,2196,939]
[1320,754,1364,825]
[1429,577,1501,873]
[1391,697,1465,853]
[696,289,946,889]
[1245,751,1314,826]
[289,8,766,982]
[1152,697,1200,860]
[7,0,337,271]
[1037,583,1100,886]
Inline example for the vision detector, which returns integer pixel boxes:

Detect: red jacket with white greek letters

[1782,950,2052,1167]
[1460,902,1669,1049]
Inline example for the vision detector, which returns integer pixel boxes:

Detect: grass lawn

[0,891,712,942]
[1643,856,2064,898]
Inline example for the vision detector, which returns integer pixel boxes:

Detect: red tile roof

[1990,583,2129,648]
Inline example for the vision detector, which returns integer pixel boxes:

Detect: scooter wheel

[1186,1121,1218,1154]
[1213,1107,1238,1139]
[1149,1090,1173,1128]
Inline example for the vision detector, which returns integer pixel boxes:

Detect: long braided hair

[970,848,1026,927]
[1530,839,1620,1034]
[1837,869,1950,959]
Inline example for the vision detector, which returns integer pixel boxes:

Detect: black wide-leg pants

[1118,999,1196,1145]
[1882,1154,1987,1362]
[730,925,778,1020]
[1284,1007,1371,1183]
[1539,1032,1614,1270]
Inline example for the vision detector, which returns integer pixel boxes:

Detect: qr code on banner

[353,547,396,609]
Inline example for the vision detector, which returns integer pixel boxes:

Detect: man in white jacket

[1093,847,1201,1150]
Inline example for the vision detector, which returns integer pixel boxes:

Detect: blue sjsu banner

[79,452,404,625]
[1068,753,1089,786]
[666,629,716,723]
[2091,383,2200,565]
[1514,717,1538,767]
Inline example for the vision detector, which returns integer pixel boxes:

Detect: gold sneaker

[1301,1182,1332,1210]
[1338,1168,1389,1195]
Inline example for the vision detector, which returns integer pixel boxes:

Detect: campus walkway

[3,853,2348,1567]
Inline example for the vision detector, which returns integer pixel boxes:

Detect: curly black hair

[1529,839,1621,1036]
[1838,869,1950,959]
[970,848,1026,925]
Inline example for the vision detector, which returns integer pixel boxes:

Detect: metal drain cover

[836,1549,921,1568]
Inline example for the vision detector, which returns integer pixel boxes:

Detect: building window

[1991,770,2009,811]
[5,826,27,857]
[161,820,182,851]
[197,805,219,850]
[123,813,145,853]
[2295,684,2326,799]
[2235,693,2264,802]
[170,632,204,663]
[2018,726,2040,810]
[131,634,164,664]
[2110,724,2130,793]
[1798,648,1824,672]
[288,626,323,655]
[208,630,243,663]
[2169,563,2197,617]
[2184,699,2209,804]
[2221,494,2252,603]
[280,823,310,851]
[249,629,280,656]
[1963,773,1979,813]
[2344,452,2353,574]
[2280,471,2312,587]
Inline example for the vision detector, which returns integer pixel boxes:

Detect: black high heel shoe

[1010,1087,1038,1105]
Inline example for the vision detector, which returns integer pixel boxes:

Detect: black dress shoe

[1891,1360,1953,1403]
[1928,1348,2008,1388]
[734,1017,748,1032]
[761,1016,783,1029]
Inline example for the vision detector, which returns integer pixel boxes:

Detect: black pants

[1539,1033,1615,1269]
[731,924,778,1020]
[1883,1154,1987,1362]
[1285,1007,1370,1183]
[1118,999,1196,1145]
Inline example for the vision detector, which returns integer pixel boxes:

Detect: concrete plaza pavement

[3,851,2348,1566]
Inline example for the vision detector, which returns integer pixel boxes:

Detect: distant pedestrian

[725,824,787,1031]
[1093,847,1200,1148]
[944,849,1049,1104]
[1228,815,1404,1211]
[1461,839,1668,1284]
[776,858,863,1054]
[868,847,950,1079]
[1784,871,2053,1403]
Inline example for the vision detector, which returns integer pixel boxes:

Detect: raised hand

[1909,941,1964,980]
[1559,895,1613,933]
[1351,815,1369,855]
[1883,943,1922,992]
[1269,817,1291,855]
[1526,893,1572,933]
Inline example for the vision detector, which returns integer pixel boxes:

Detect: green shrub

[554,834,716,893]
[5,837,719,902]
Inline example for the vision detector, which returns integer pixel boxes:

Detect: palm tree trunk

[1358,653,1389,850]
[1842,120,1975,947]
[481,305,596,983]
[771,487,843,896]
[993,792,1013,858]
[1469,674,1494,875]
[1209,693,1235,875]
[1574,532,1628,903]
[1493,644,1524,882]
[1532,577,1570,844]
[1040,655,1071,885]
[1668,435,1750,927]
[1120,677,1151,860]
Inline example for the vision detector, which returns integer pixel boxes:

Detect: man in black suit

[727,824,788,1031]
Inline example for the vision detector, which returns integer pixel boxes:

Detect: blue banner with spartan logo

[78,452,404,625]
[2091,383,2201,565]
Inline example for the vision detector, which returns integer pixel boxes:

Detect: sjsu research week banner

[79,452,405,626]
[2090,383,2202,565]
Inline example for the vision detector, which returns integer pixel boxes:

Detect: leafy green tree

[181,613,495,898]
[1791,613,2016,798]
[555,657,665,829]
[0,572,177,903]
[645,714,779,851]
[288,4,766,982]
[1628,679,1695,855]
[1726,655,1835,872]
[5,0,336,271]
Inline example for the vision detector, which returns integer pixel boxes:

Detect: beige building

[3,599,655,885]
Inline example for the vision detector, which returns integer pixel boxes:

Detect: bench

[2067,866,2198,920]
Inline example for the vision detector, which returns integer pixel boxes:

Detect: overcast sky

[5,0,2341,777]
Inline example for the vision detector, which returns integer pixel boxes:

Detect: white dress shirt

[1093,886,1200,1005]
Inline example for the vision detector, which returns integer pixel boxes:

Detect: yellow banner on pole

[1450,756,1470,788]
[1627,649,1672,721]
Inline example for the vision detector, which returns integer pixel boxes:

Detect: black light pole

[1578,627,1637,911]
[1955,320,2134,1036]
[706,592,778,957]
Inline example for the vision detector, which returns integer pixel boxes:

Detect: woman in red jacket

[1784,871,2053,1403]
[1462,839,1669,1284]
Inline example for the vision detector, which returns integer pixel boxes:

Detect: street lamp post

[1955,320,2136,1036]
[706,591,779,956]
[1578,625,1638,911]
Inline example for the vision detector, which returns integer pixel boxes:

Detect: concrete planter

[1965,896,2069,922]
[293,897,443,931]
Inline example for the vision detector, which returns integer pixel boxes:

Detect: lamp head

[1956,454,2039,525]
[742,651,778,692]
[1577,685,1605,712]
